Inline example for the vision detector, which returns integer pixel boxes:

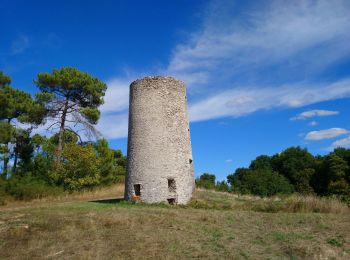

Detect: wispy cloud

[331,135,350,148]
[225,159,233,163]
[164,0,350,123]
[290,109,339,120]
[189,79,350,122]
[304,128,348,141]
[95,77,132,139]
[167,0,350,88]
[100,78,130,114]
[309,121,318,126]
[96,113,129,139]
[11,35,30,55]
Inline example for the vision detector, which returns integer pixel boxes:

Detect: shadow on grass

[89,198,125,204]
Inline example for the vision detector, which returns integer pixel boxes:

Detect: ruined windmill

[124,76,195,204]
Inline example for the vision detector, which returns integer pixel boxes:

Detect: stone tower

[124,76,194,204]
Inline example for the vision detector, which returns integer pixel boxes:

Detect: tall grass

[190,190,349,214]
[284,194,349,214]
[0,184,124,208]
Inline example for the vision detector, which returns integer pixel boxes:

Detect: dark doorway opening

[167,198,176,205]
[168,178,176,192]
[134,184,141,196]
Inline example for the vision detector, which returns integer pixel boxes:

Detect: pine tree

[35,67,107,159]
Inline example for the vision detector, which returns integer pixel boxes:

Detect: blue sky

[1,0,350,181]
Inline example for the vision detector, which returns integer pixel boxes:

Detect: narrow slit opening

[134,184,141,196]
[168,178,176,192]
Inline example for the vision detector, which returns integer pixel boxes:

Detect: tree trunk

[3,143,9,179]
[2,118,11,179]
[13,150,18,175]
[56,99,69,160]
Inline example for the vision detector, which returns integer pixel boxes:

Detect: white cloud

[95,77,132,139]
[309,121,318,126]
[225,159,233,163]
[100,78,130,114]
[189,79,350,122]
[163,0,350,123]
[291,109,339,120]
[96,113,128,139]
[167,0,350,86]
[305,128,348,141]
[331,135,350,148]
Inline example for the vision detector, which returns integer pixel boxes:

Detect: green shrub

[215,181,230,192]
[50,143,101,191]
[327,238,344,247]
[196,173,216,189]
[228,169,294,197]
[5,175,63,201]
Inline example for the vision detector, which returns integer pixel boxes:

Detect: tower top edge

[131,76,185,87]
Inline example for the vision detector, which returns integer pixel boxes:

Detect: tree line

[0,69,126,204]
[196,146,350,203]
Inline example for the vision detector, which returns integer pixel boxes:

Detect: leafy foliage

[227,146,350,201]
[94,139,119,185]
[215,180,230,192]
[196,173,216,189]
[0,71,11,87]
[5,174,63,200]
[34,67,107,158]
[228,169,294,196]
[272,147,316,194]
[0,71,45,178]
[50,143,101,190]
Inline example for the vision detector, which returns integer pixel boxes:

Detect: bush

[50,143,101,191]
[196,173,216,189]
[5,175,63,201]
[228,169,294,197]
[94,139,117,186]
[215,181,230,192]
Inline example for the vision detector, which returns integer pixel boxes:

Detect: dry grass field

[0,185,349,259]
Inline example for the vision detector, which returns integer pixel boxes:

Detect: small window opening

[168,178,176,192]
[167,198,176,205]
[134,184,141,196]
[189,159,193,164]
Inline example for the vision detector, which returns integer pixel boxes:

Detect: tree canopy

[227,146,350,201]
[35,67,107,158]
[0,71,45,177]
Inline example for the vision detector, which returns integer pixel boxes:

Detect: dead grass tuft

[284,194,349,214]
